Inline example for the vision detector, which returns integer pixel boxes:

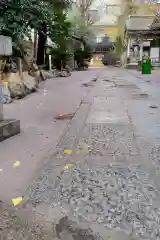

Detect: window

[96,36,102,43]
[96,33,104,43]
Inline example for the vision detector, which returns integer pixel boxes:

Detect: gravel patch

[0,201,53,239]
[53,164,160,239]
[149,142,160,175]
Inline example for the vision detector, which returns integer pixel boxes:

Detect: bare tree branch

[75,0,99,25]
[84,0,94,12]
[86,10,100,25]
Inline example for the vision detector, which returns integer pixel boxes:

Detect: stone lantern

[0,36,12,121]
[0,35,20,141]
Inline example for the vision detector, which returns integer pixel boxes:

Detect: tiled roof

[150,14,160,29]
[126,16,154,31]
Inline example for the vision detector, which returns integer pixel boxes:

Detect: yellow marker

[64,164,73,170]
[13,161,21,167]
[0,169,3,172]
[64,149,72,155]
[12,197,23,206]
[4,81,8,86]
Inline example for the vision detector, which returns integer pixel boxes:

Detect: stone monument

[0,35,20,141]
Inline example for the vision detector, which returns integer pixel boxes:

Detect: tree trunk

[33,29,38,60]
[36,22,47,66]
[18,58,23,80]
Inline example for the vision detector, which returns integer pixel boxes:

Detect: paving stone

[86,98,129,124]
[0,201,54,240]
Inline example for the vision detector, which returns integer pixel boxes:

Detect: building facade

[89,0,123,66]
[125,3,160,67]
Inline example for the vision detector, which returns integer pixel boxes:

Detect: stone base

[126,63,138,70]
[0,119,20,142]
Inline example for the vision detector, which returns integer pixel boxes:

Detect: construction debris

[82,83,93,87]
[54,113,75,120]
[149,104,158,109]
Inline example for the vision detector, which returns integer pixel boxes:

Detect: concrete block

[0,119,20,142]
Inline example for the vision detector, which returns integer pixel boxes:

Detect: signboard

[150,47,159,62]
[0,35,12,56]
[143,41,150,47]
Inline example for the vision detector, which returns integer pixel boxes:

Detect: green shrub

[51,48,72,70]
[74,44,93,68]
